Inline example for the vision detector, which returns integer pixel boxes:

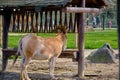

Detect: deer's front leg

[49,57,56,79]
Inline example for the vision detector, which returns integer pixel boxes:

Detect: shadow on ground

[0,71,78,80]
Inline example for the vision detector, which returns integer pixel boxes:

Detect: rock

[86,43,116,63]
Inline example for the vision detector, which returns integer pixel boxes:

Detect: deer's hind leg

[20,58,31,80]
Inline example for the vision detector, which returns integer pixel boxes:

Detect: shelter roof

[0,0,107,9]
[0,0,71,7]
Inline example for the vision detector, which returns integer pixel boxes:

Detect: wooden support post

[69,13,73,32]
[35,12,38,32]
[74,13,77,32]
[21,11,25,32]
[77,0,85,79]
[45,10,48,32]
[63,1,101,79]
[64,12,68,27]
[117,1,120,78]
[74,14,78,48]
[17,11,20,32]
[49,10,52,32]
[30,11,34,32]
[54,10,57,28]
[40,11,43,32]
[12,11,16,32]
[59,10,62,25]
[25,11,29,32]
[1,9,12,72]
[77,13,85,79]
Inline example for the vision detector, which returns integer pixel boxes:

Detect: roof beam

[65,7,100,13]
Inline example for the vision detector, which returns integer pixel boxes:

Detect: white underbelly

[32,52,50,60]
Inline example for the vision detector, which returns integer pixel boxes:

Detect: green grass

[8,29,118,49]
[85,29,118,49]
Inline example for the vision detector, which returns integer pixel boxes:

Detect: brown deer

[13,26,68,80]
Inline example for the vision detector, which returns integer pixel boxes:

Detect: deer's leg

[49,57,56,79]
[24,58,31,80]
[20,58,25,80]
[20,58,31,80]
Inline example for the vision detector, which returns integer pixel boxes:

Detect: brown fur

[24,33,64,59]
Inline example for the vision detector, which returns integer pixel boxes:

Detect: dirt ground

[0,49,119,80]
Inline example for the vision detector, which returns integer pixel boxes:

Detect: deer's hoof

[50,75,57,80]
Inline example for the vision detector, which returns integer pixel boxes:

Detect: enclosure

[0,0,119,80]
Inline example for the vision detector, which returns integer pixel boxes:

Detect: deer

[12,26,68,80]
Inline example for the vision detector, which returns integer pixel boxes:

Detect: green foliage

[7,29,118,49]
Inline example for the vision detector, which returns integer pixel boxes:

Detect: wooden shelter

[0,0,107,79]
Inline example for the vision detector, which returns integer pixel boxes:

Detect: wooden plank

[21,11,25,32]
[54,10,57,28]
[30,11,34,32]
[35,12,38,32]
[44,10,48,32]
[66,7,100,13]
[49,10,52,32]
[2,49,78,58]
[2,49,17,56]
[16,11,20,32]
[39,11,43,32]
[12,11,16,32]
[59,10,62,25]
[74,13,77,32]
[69,13,73,32]
[25,11,29,32]
[64,12,67,27]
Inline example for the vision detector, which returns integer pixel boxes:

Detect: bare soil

[0,49,119,80]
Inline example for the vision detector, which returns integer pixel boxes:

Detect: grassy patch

[8,29,118,49]
[85,29,118,49]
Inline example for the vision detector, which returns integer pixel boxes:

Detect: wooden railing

[2,48,78,60]
[9,6,78,33]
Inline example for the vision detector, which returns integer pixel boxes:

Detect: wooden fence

[9,7,78,33]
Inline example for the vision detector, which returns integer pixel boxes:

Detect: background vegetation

[8,29,118,49]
